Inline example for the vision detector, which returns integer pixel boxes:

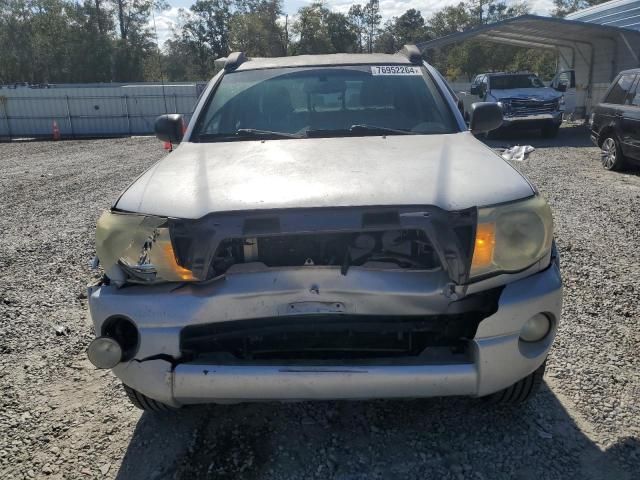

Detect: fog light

[87,336,122,369]
[520,314,551,342]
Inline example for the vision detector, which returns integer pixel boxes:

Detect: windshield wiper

[235,128,302,139]
[197,125,413,142]
[348,124,416,135]
[306,124,416,138]
[195,129,302,142]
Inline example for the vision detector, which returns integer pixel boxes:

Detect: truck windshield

[192,65,458,141]
[491,75,545,90]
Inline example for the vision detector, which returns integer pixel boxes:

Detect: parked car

[590,68,640,171]
[86,47,562,411]
[463,72,566,137]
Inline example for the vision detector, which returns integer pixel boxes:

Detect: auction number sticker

[371,65,422,75]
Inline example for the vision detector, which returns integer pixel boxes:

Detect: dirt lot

[1,127,639,480]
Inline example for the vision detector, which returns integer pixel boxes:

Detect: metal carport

[417,14,640,116]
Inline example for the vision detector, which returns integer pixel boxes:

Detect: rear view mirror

[154,114,184,144]
[469,102,503,134]
[556,83,567,92]
[470,85,479,95]
[303,78,347,94]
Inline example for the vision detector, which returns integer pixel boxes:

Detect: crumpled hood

[490,87,561,102]
[116,132,534,219]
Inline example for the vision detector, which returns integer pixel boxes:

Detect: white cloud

[148,7,182,46]
[529,0,555,15]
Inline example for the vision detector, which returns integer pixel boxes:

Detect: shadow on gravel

[483,124,594,150]
[115,383,637,480]
[610,164,640,178]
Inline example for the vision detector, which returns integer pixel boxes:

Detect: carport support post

[587,43,595,115]
[65,95,74,138]
[558,48,572,70]
[1,97,11,140]
[619,33,639,66]
[123,95,131,135]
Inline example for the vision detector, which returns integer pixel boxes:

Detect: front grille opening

[508,99,558,117]
[211,229,440,275]
[180,314,484,362]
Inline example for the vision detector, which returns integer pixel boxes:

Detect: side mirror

[154,114,184,144]
[469,102,503,134]
[556,83,567,92]
[470,85,479,95]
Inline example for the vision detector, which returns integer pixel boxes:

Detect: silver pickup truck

[86,49,561,412]
[463,72,566,138]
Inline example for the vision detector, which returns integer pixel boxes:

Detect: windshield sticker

[371,65,421,76]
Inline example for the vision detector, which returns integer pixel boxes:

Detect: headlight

[470,196,553,279]
[96,211,195,284]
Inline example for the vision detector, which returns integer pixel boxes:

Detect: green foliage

[0,0,557,84]
[326,10,357,54]
[112,0,163,80]
[552,0,610,17]
[348,4,366,52]
[375,9,429,53]
[291,2,333,54]
[0,0,160,83]
[290,2,356,55]
[428,2,474,37]
[163,0,283,79]
[229,0,286,56]
[363,0,380,53]
[167,0,233,79]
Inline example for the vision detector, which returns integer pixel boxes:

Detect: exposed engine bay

[165,206,476,284]
[210,229,441,275]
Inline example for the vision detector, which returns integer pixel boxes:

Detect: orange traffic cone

[52,120,61,141]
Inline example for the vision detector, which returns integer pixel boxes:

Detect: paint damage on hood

[115,132,534,219]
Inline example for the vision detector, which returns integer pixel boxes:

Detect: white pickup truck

[460,71,575,138]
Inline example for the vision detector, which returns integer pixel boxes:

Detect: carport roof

[417,14,640,56]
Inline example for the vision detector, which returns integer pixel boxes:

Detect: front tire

[600,136,626,171]
[486,360,546,405]
[123,384,178,412]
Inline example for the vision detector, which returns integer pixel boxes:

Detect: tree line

[0,0,611,84]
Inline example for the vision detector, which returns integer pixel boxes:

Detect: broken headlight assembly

[470,195,553,279]
[96,211,195,285]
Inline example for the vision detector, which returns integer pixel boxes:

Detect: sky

[152,0,556,45]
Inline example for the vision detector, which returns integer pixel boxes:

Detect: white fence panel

[0,83,204,140]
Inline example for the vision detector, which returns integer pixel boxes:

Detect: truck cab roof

[232,53,416,71]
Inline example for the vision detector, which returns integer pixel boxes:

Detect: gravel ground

[1,127,639,479]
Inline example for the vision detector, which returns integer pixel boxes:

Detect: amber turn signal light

[471,222,495,271]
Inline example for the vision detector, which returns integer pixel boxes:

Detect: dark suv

[590,68,640,171]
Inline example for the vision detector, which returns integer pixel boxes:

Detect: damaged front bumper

[88,259,562,406]
[501,111,563,128]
